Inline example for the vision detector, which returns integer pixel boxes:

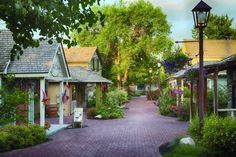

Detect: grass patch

[164,144,207,157]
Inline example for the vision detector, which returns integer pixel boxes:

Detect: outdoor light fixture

[192,0,211,137]
[149,68,153,74]
[192,0,211,28]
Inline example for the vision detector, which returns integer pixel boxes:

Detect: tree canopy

[0,0,102,59]
[192,14,236,39]
[73,0,173,87]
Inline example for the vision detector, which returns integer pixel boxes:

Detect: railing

[217,108,236,117]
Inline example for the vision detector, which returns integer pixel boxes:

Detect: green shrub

[188,116,200,142]
[183,86,190,98]
[87,107,97,118]
[105,89,128,106]
[97,101,124,119]
[159,87,176,115]
[0,131,11,151]
[0,125,46,152]
[188,115,236,156]
[202,115,236,155]
[177,98,190,121]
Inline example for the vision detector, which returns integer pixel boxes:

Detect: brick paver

[1,97,188,157]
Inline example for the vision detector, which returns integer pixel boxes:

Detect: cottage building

[0,30,70,130]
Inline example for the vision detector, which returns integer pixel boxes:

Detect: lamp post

[192,0,211,136]
[157,61,161,91]
[148,68,153,100]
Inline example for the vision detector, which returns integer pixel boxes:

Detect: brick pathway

[1,97,188,157]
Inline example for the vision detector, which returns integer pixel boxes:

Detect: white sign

[74,108,83,123]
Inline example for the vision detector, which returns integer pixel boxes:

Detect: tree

[192,14,236,39]
[73,0,173,87]
[0,0,102,59]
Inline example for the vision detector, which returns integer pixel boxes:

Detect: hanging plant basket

[164,52,191,73]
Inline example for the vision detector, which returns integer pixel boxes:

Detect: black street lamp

[192,0,211,136]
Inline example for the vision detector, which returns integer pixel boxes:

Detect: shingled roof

[7,41,59,74]
[69,66,111,83]
[64,47,98,63]
[0,30,63,74]
[0,30,14,73]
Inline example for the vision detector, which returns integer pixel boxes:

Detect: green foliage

[96,103,123,119]
[177,98,190,121]
[105,88,128,106]
[87,92,96,108]
[73,0,173,86]
[207,86,228,114]
[96,88,127,119]
[0,76,28,125]
[164,144,207,157]
[0,125,46,152]
[192,14,236,39]
[183,87,190,98]
[188,115,236,156]
[1,0,102,59]
[159,87,176,115]
[87,107,97,118]
[202,115,236,155]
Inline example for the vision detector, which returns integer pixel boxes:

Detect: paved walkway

[1,97,188,157]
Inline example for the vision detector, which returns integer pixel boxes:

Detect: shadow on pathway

[1,97,188,157]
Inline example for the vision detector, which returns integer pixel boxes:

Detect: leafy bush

[87,107,97,118]
[96,99,124,119]
[159,87,176,115]
[0,125,46,152]
[176,98,190,121]
[183,86,190,98]
[0,86,28,125]
[202,115,236,155]
[188,115,236,156]
[105,88,128,106]
[188,116,200,142]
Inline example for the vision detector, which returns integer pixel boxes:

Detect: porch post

[213,71,219,114]
[181,79,184,105]
[28,86,35,124]
[0,76,2,105]
[59,81,64,126]
[176,80,179,106]
[190,81,194,123]
[40,78,45,127]
[96,83,102,108]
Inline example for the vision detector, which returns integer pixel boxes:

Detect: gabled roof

[7,40,59,74]
[182,40,236,63]
[69,66,111,83]
[0,30,70,77]
[0,30,14,72]
[64,47,98,63]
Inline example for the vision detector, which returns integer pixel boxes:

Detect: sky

[1,0,235,41]
[102,0,236,41]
